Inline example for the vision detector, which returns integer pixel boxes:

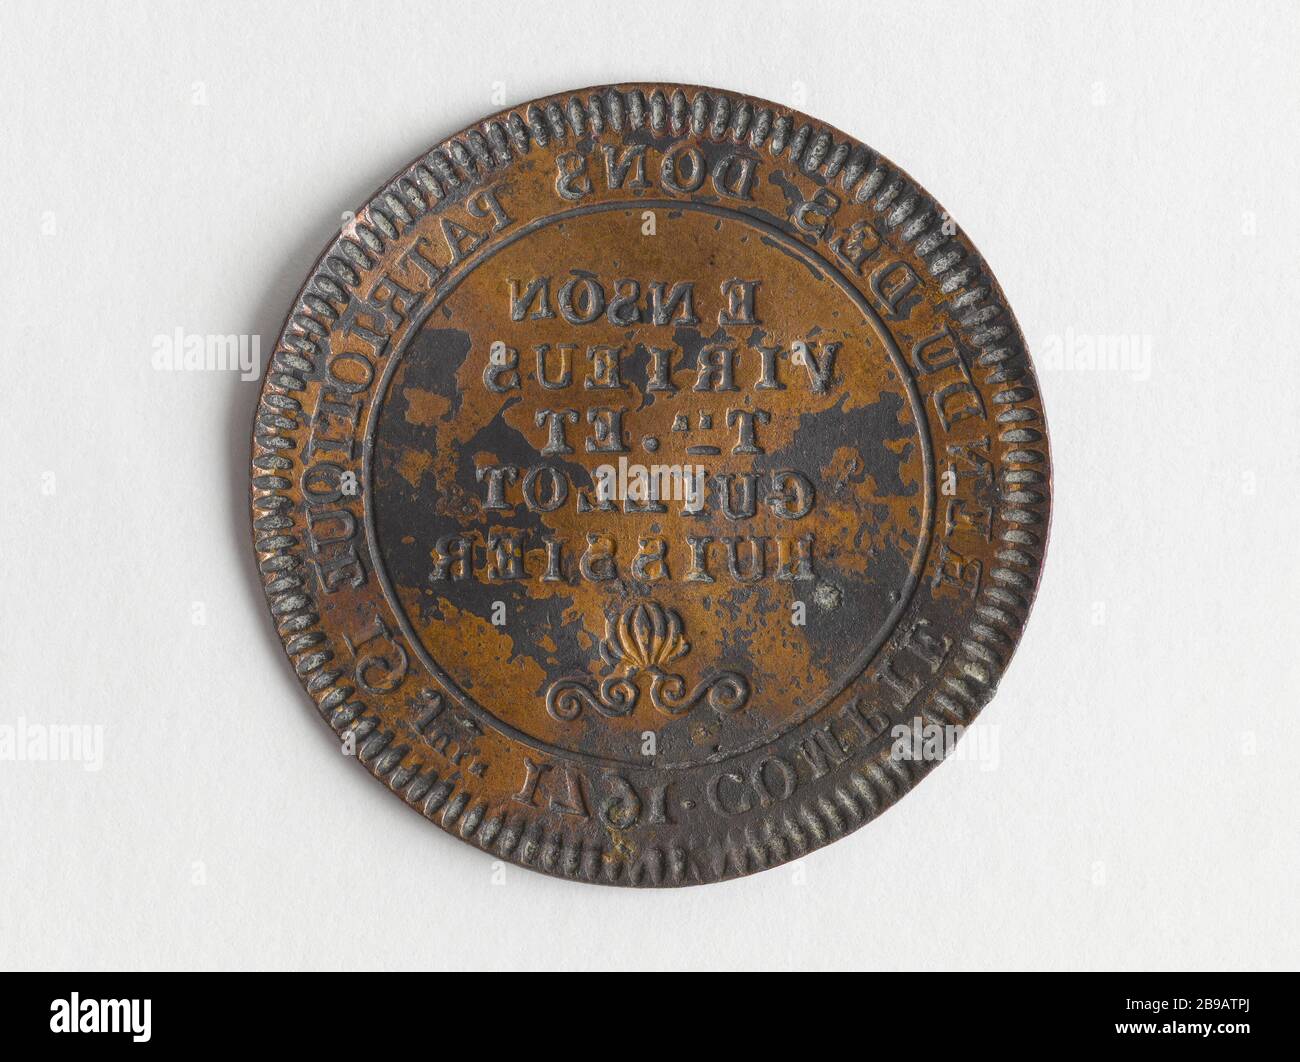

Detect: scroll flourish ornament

[545,602,751,722]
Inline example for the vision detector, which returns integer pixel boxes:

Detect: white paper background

[1,0,1296,971]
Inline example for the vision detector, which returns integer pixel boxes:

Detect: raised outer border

[249,83,1052,887]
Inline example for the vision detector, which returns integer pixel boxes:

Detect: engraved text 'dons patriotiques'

[248,84,1052,887]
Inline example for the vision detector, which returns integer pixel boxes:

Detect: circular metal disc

[249,84,1052,886]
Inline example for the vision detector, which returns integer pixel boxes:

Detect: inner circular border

[361,198,937,769]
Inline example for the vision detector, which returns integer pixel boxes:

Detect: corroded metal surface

[249,84,1051,886]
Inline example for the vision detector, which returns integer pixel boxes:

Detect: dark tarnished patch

[250,84,1051,886]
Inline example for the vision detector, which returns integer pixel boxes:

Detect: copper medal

[249,84,1052,886]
